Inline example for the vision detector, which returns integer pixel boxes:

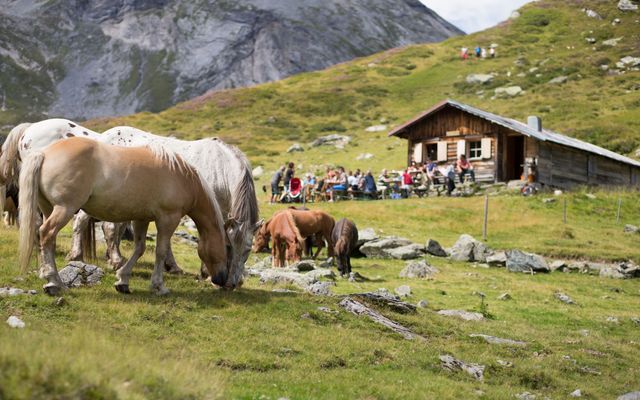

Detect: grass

[2,189,640,399]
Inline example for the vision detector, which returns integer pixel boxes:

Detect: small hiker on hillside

[490,47,496,58]
[475,46,481,58]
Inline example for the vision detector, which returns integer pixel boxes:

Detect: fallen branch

[349,292,417,314]
[339,297,424,340]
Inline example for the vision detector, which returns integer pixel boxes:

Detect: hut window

[469,141,482,160]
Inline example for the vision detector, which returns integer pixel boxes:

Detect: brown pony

[268,211,304,267]
[287,209,335,258]
[18,137,230,295]
[331,218,358,276]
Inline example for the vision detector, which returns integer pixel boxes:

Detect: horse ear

[254,219,265,232]
[224,218,239,231]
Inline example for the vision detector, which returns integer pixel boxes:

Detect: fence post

[616,196,622,223]
[563,197,567,224]
[483,194,489,241]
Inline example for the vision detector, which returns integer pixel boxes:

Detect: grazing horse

[287,209,335,258]
[18,137,229,295]
[268,211,304,267]
[331,218,359,276]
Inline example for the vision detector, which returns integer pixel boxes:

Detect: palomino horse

[267,211,304,267]
[331,218,359,277]
[18,137,229,295]
[0,120,260,288]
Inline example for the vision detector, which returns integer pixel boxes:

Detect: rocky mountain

[0,0,462,123]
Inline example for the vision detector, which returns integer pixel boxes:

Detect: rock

[549,260,567,272]
[613,18,622,24]
[584,9,601,19]
[374,288,398,300]
[505,250,550,273]
[600,265,627,279]
[306,269,336,281]
[603,37,623,46]
[317,306,338,314]
[486,251,507,266]
[585,193,597,199]
[252,166,264,178]
[259,270,316,288]
[287,143,304,153]
[549,75,568,84]
[554,189,563,196]
[606,316,619,324]
[624,224,639,234]
[495,86,523,98]
[310,134,351,149]
[448,234,490,262]
[318,257,334,268]
[516,393,537,400]
[356,153,374,160]
[510,10,520,19]
[620,56,640,67]
[174,230,198,245]
[394,285,411,297]
[58,261,105,288]
[496,359,513,367]
[306,281,335,296]
[618,393,640,400]
[288,260,316,272]
[542,197,556,203]
[425,239,447,257]
[437,309,484,321]
[618,0,639,11]
[6,315,25,328]
[586,37,596,44]
[555,292,576,305]
[466,74,494,84]
[497,292,512,300]
[365,125,387,132]
[417,299,429,308]
[387,244,425,260]
[469,334,526,346]
[632,317,640,325]
[348,271,367,282]
[0,287,34,297]
[439,355,484,381]
[55,297,67,306]
[359,237,413,258]
[399,260,439,279]
[356,228,378,246]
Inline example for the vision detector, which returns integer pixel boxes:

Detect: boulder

[365,125,387,132]
[287,143,304,153]
[486,251,507,266]
[310,134,351,149]
[387,244,425,260]
[394,285,411,297]
[439,355,485,381]
[437,309,484,321]
[356,153,374,160]
[425,239,447,257]
[618,0,639,11]
[399,260,439,279]
[288,260,316,272]
[356,228,378,246]
[469,334,526,346]
[448,234,490,262]
[258,270,315,288]
[252,166,264,178]
[495,86,523,98]
[505,250,550,273]
[0,287,36,297]
[624,224,639,234]
[549,260,568,272]
[59,261,104,287]
[306,269,336,281]
[359,237,413,259]
[6,315,25,329]
[549,76,568,84]
[603,37,623,46]
[306,281,335,296]
[466,74,494,84]
[620,56,640,67]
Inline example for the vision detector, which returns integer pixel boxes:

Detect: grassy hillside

[2,191,640,399]
[84,0,640,184]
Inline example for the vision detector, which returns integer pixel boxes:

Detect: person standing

[475,46,481,58]
[284,162,295,193]
[270,166,285,203]
[440,161,456,196]
[481,48,487,58]
[490,47,496,58]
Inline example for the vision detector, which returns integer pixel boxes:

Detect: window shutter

[481,138,492,159]
[413,142,423,163]
[457,140,466,157]
[437,141,447,161]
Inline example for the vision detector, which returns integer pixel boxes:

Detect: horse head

[218,218,264,289]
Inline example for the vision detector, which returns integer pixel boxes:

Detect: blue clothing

[364,175,377,192]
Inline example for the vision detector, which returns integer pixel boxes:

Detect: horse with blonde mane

[267,211,304,267]
[18,137,229,295]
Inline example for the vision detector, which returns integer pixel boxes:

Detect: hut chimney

[527,116,542,132]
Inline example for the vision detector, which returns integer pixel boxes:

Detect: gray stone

[584,9,601,19]
[394,285,411,297]
[603,37,623,46]
[310,134,351,149]
[387,244,425,260]
[0,287,28,297]
[495,86,523,98]
[259,270,316,288]
[356,228,378,246]
[469,334,526,346]
[252,166,264,178]
[417,300,429,308]
[365,125,387,132]
[59,261,104,287]
[58,266,81,287]
[620,56,640,67]
[356,153,374,160]
[516,393,537,400]
[425,239,447,257]
[360,237,413,258]
[585,193,597,199]
[549,75,568,84]
[374,288,398,300]
[555,292,576,305]
[306,269,336,281]
[624,224,639,234]
[448,234,490,262]
[287,143,304,153]
[466,74,494,84]
[497,292,512,301]
[542,197,556,203]
[288,260,316,272]
[6,315,25,328]
[618,0,639,11]
[306,281,335,296]
[437,309,484,321]
[505,250,550,273]
[599,265,627,279]
[399,260,439,279]
[618,393,640,400]
[606,316,619,324]
[486,251,507,266]
[439,355,484,381]
[549,260,567,272]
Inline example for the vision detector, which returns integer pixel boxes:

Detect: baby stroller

[282,177,302,203]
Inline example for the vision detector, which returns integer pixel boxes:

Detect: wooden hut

[388,99,640,188]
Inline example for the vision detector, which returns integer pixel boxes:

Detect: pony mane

[227,142,259,232]
[285,210,304,244]
[145,140,189,172]
[0,123,31,185]
[195,169,227,250]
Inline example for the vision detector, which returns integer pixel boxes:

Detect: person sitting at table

[439,161,457,196]
[425,158,440,184]
[347,170,359,191]
[401,168,413,198]
[303,173,316,202]
[408,161,419,173]
[363,170,377,198]
[456,154,475,183]
[377,168,391,197]
[328,166,348,202]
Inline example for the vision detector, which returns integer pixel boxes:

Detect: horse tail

[18,152,44,274]
[0,123,31,185]
[81,217,96,261]
[285,210,304,245]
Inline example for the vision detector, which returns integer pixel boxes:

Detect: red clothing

[457,159,471,171]
[402,172,413,185]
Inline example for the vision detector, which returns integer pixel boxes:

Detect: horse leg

[67,210,89,261]
[150,216,180,295]
[271,241,278,267]
[312,235,324,259]
[346,254,352,276]
[39,206,76,295]
[114,221,148,294]
[102,222,128,269]
[164,245,184,274]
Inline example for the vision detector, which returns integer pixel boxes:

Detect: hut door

[505,136,524,181]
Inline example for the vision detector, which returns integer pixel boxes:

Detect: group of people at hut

[268,155,476,202]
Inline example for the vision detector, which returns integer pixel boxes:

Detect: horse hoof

[115,284,131,294]
[155,287,170,296]
[43,283,62,296]
[165,265,184,275]
[109,258,127,271]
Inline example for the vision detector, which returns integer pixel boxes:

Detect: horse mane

[0,123,31,185]
[145,140,189,172]
[285,210,304,244]
[227,142,259,228]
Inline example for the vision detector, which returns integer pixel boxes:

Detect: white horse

[0,119,260,288]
